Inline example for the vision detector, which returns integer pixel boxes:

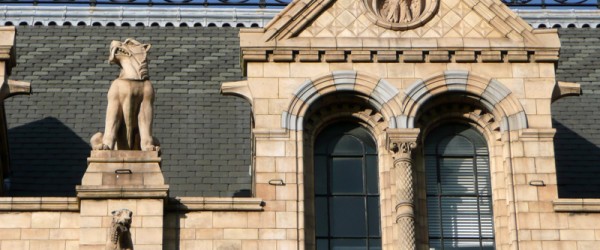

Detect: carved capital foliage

[387,128,420,160]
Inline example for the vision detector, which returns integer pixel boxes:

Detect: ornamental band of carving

[363,0,438,30]
[91,38,160,151]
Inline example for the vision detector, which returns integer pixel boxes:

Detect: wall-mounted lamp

[529,180,545,186]
[268,179,285,186]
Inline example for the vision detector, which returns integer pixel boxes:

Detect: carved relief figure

[376,0,423,23]
[91,38,159,151]
[106,209,133,250]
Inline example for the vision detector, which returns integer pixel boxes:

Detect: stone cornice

[241,49,559,65]
[554,198,600,212]
[0,197,79,211]
[76,185,170,199]
[167,197,264,211]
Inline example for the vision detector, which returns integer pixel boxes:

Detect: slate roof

[3,26,600,199]
[5,26,251,197]
[553,28,600,198]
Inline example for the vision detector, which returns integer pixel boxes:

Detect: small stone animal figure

[106,209,133,250]
[92,38,159,151]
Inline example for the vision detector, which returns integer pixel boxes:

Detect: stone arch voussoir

[282,70,405,131]
[400,70,528,131]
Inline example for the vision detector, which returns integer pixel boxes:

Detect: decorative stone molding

[553,199,600,212]
[281,70,404,131]
[387,128,419,250]
[363,0,439,31]
[167,197,264,211]
[0,197,78,211]
[400,70,528,131]
[552,81,581,102]
[241,49,559,64]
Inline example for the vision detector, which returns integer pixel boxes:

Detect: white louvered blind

[425,125,495,250]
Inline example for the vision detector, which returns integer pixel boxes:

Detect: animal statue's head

[109,38,151,81]
[110,209,132,243]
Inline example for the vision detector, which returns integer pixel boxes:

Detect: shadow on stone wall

[553,119,600,198]
[7,117,89,196]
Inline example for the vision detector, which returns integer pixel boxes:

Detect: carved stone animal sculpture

[92,38,159,151]
[106,209,133,250]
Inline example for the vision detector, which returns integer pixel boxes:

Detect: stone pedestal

[77,150,168,250]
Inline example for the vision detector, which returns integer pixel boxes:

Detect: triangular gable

[260,0,554,48]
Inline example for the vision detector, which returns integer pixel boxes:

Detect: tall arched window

[425,124,495,249]
[313,122,381,249]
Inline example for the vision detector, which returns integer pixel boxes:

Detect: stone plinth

[77,150,168,250]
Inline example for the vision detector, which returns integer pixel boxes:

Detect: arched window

[313,122,381,249]
[425,124,495,249]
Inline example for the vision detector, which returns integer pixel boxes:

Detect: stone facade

[2,0,600,250]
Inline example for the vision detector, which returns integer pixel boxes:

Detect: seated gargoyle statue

[106,209,133,250]
[91,38,160,151]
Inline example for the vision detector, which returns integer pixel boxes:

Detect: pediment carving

[363,0,438,30]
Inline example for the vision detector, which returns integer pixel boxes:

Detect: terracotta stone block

[518,241,542,250]
[472,63,512,78]
[524,78,554,99]
[50,228,79,240]
[214,240,242,250]
[577,241,600,250]
[0,213,31,228]
[185,212,213,229]
[136,199,163,216]
[59,212,80,228]
[107,200,138,215]
[80,216,102,228]
[80,200,108,216]
[1,240,29,249]
[242,240,259,250]
[249,78,279,99]
[179,228,195,239]
[560,229,595,240]
[213,212,248,228]
[181,240,213,250]
[263,63,290,78]
[30,240,66,250]
[290,63,330,78]
[248,212,276,229]
[195,228,224,240]
[247,63,263,77]
[277,240,297,249]
[531,229,559,240]
[258,240,277,250]
[80,228,107,244]
[256,141,286,157]
[135,228,163,244]
[259,229,287,240]
[568,214,600,229]
[276,212,297,229]
[142,216,164,228]
[133,245,162,250]
[224,228,259,240]
[65,240,79,250]
[512,63,539,77]
[0,228,20,240]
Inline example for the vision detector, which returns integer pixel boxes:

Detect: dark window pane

[440,158,475,195]
[315,197,329,237]
[438,135,474,155]
[331,158,364,194]
[366,155,378,194]
[369,238,382,250]
[331,135,364,155]
[425,156,438,195]
[442,239,484,249]
[315,156,328,195]
[316,239,328,250]
[330,197,366,237]
[426,198,441,238]
[367,197,381,237]
[331,239,366,250]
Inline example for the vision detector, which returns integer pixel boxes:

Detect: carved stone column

[387,128,419,250]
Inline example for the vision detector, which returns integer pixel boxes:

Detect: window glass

[314,122,380,249]
[425,124,494,250]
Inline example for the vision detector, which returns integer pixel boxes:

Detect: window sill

[0,197,78,211]
[553,198,600,212]
[167,197,265,211]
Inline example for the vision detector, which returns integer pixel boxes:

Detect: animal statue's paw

[91,132,105,150]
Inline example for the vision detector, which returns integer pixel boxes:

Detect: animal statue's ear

[143,44,151,52]
[111,210,116,215]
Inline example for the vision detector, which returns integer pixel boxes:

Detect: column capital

[386,128,420,159]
